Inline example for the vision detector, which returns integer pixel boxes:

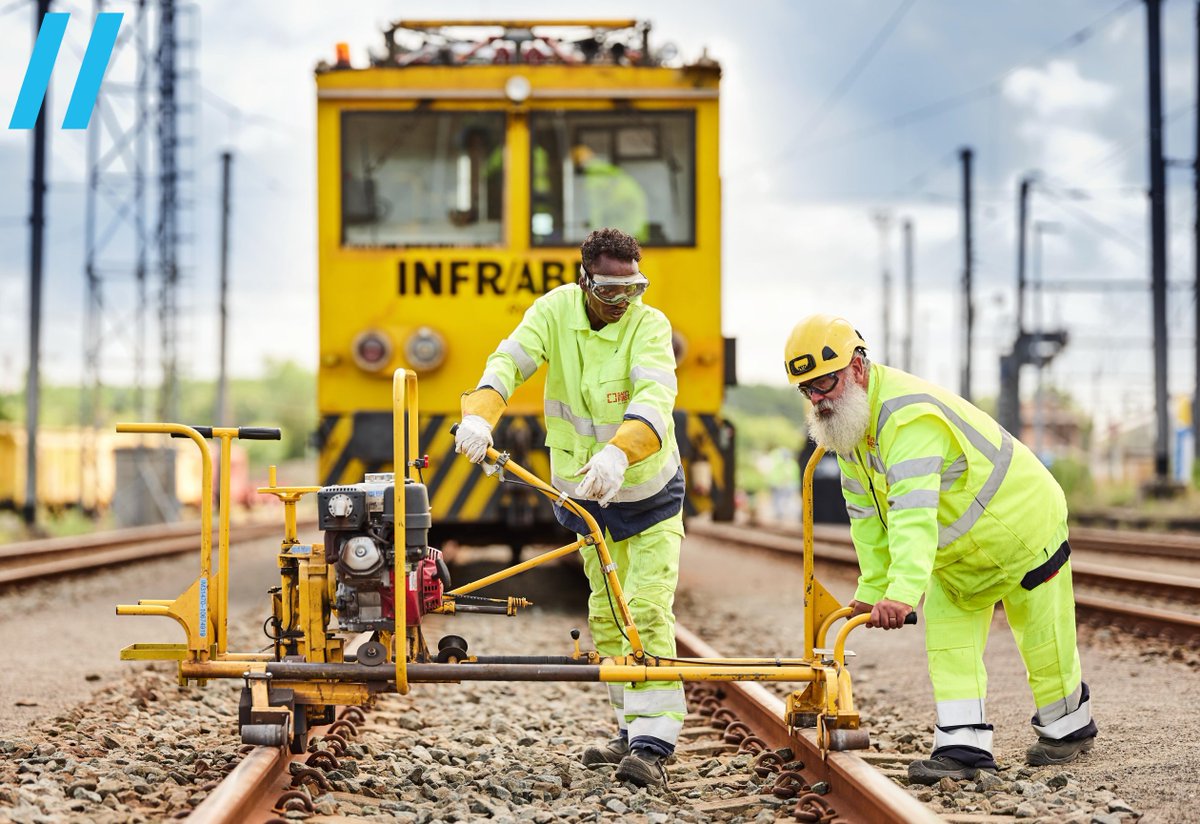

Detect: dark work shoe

[907,755,995,785]
[582,736,629,767]
[615,748,668,788]
[1026,735,1095,766]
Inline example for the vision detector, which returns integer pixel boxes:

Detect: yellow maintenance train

[314,20,735,547]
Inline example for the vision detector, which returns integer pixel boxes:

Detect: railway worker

[571,145,649,242]
[782,314,1098,786]
[454,227,685,788]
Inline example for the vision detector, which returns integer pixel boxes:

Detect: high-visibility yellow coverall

[462,283,686,756]
[836,363,1097,768]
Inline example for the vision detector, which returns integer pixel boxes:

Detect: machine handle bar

[170,426,282,440]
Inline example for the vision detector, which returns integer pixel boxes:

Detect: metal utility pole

[960,146,974,401]
[902,218,914,373]
[215,150,233,426]
[23,0,53,527]
[1016,177,1032,337]
[872,211,892,363]
[1193,0,1200,465]
[1146,0,1171,487]
[1032,221,1062,458]
[998,176,1034,437]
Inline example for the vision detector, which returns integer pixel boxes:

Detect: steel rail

[688,520,1200,614]
[0,520,313,585]
[187,745,290,824]
[675,624,941,824]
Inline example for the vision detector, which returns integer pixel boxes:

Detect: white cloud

[1002,59,1116,118]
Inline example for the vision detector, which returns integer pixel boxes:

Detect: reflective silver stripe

[941,454,967,489]
[877,393,1001,463]
[886,456,943,484]
[630,365,678,392]
[496,337,537,380]
[933,725,993,754]
[841,474,866,495]
[626,402,668,440]
[477,372,511,401]
[544,399,620,441]
[867,452,885,473]
[627,714,682,746]
[1033,695,1092,740]
[938,430,1013,548]
[553,451,681,504]
[846,503,875,519]
[625,687,687,715]
[607,684,626,730]
[937,698,986,726]
[888,489,939,511]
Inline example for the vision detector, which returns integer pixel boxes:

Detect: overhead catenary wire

[769,0,1140,164]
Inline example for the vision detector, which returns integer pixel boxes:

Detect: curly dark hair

[579,228,642,269]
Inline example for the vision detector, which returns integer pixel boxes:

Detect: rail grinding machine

[116,369,913,755]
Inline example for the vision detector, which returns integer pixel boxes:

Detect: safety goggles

[579,264,649,305]
[797,370,841,399]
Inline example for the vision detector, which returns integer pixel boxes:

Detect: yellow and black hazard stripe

[316,409,737,544]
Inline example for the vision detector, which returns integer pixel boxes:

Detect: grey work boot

[1026,734,1095,766]
[615,748,668,788]
[907,755,996,786]
[582,736,629,767]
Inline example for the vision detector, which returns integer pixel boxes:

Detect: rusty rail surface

[675,624,941,824]
[0,519,311,585]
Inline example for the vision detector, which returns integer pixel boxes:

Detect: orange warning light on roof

[335,42,351,68]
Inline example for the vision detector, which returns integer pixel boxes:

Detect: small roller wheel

[827,728,870,751]
[357,641,387,667]
[242,723,287,747]
[436,635,469,663]
[289,708,308,754]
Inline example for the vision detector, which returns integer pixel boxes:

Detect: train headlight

[352,330,393,372]
[505,75,531,103]
[405,326,447,373]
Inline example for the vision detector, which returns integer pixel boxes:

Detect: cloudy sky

[0,0,1196,434]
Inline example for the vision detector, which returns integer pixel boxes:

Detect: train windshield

[340,111,506,247]
[529,110,695,248]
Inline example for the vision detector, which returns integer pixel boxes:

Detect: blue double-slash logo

[9,12,122,130]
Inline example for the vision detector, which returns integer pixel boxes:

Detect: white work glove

[454,415,493,464]
[575,444,629,507]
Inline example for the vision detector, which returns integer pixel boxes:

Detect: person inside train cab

[455,228,684,788]
[571,144,649,242]
[783,315,1098,786]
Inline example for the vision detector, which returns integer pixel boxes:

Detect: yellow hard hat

[783,314,867,384]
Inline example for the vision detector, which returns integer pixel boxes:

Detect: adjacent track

[0,519,300,586]
[688,520,1200,641]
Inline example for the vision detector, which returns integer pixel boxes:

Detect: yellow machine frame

[116,369,898,753]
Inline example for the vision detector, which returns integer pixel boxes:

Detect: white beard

[806,378,870,457]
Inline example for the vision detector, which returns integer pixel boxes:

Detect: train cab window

[529,111,695,247]
[341,111,505,247]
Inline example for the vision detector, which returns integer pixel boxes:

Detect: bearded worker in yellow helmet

[783,314,1097,785]
[455,228,684,788]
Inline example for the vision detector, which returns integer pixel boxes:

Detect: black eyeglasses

[797,371,841,399]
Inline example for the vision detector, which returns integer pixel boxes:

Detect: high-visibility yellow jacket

[837,363,1067,611]
[465,283,682,539]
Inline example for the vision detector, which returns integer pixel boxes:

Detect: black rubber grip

[450,423,460,436]
[171,426,281,440]
[904,611,918,625]
[238,427,281,440]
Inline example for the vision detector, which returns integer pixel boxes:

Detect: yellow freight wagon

[314,21,735,548]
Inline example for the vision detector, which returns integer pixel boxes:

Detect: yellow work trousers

[579,511,686,755]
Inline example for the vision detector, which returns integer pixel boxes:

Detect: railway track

[186,621,944,824]
[690,520,1200,642]
[0,519,306,586]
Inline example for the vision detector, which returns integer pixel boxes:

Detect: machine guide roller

[114,369,913,755]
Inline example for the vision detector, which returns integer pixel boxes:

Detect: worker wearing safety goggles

[783,314,1097,786]
[455,228,684,788]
